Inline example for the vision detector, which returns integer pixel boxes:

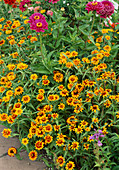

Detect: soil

[0,125,47,170]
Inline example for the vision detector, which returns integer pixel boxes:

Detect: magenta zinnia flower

[49,0,59,4]
[97,1,115,19]
[85,1,104,13]
[19,0,31,12]
[28,13,48,32]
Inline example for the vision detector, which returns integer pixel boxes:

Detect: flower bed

[0,0,119,169]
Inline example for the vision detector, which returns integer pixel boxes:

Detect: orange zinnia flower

[28,150,37,161]
[2,128,12,138]
[8,147,17,157]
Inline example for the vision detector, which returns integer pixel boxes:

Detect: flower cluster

[4,0,16,5]
[85,1,104,13]
[0,0,118,169]
[86,0,115,18]
[28,13,48,32]
[90,129,105,146]
[19,0,31,12]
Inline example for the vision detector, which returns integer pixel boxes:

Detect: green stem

[37,33,52,73]
[39,33,44,59]
[89,15,95,35]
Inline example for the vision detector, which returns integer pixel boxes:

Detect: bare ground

[0,125,46,170]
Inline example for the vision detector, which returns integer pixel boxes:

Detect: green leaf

[78,25,89,36]
[47,51,55,61]
[27,103,36,111]
[112,166,119,170]
[37,154,43,161]
[42,44,47,57]
[15,153,23,160]
[112,45,119,51]
[73,8,79,18]
[88,35,95,45]
[30,64,51,74]
[30,51,41,57]
[42,158,51,167]
[94,163,101,167]
[11,133,19,137]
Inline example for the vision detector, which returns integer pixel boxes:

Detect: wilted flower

[97,1,115,18]
[28,13,48,32]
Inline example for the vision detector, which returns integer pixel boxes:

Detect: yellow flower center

[37,22,42,28]
[92,2,98,6]
[34,16,40,20]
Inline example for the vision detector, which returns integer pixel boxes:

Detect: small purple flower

[96,135,99,140]
[97,140,103,146]
[89,129,105,147]
[90,135,95,140]
[98,130,103,134]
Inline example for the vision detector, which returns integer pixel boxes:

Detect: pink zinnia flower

[49,0,59,4]
[97,1,115,18]
[85,1,104,13]
[8,9,13,13]
[19,0,31,12]
[34,6,40,12]
[35,1,41,4]
[28,13,48,32]
[28,7,34,11]
[46,10,53,16]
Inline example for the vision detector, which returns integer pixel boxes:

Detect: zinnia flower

[4,0,16,5]
[8,147,17,157]
[0,39,5,46]
[28,150,37,161]
[47,10,53,16]
[28,13,48,32]
[19,0,31,12]
[49,0,59,4]
[34,6,40,12]
[56,156,65,167]
[97,0,114,18]
[2,128,12,138]
[66,161,75,170]
[85,1,104,13]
